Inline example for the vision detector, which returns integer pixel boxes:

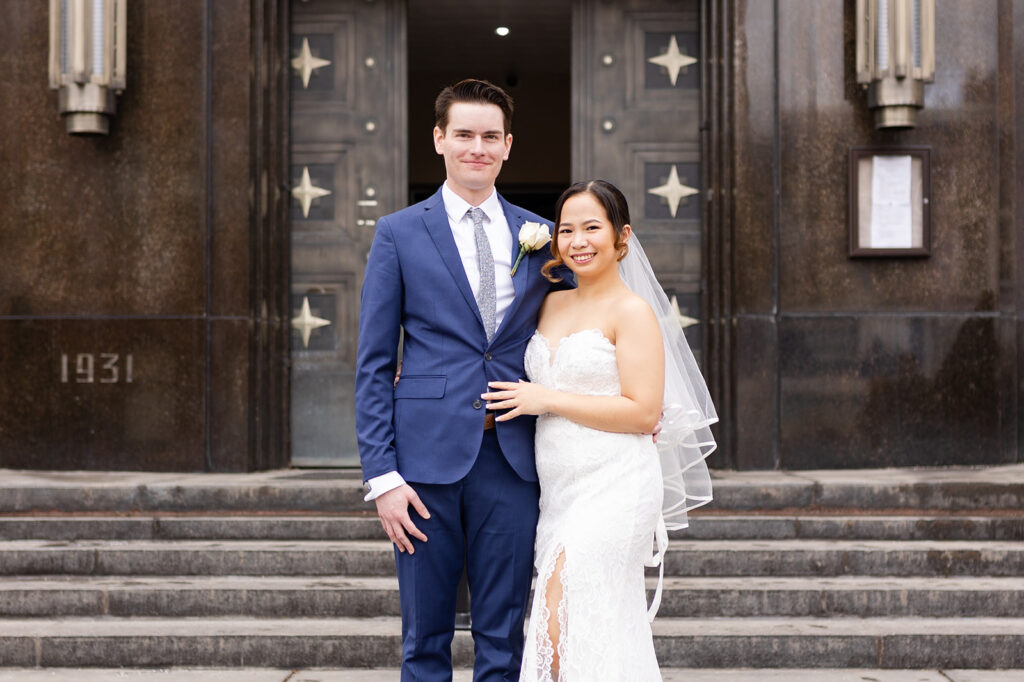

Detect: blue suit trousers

[395,429,540,682]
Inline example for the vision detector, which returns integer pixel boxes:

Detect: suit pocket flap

[394,375,447,399]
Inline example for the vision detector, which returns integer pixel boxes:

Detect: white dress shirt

[365,183,517,501]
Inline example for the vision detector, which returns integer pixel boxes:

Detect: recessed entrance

[288,0,704,468]
[407,0,572,215]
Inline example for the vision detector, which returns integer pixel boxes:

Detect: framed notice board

[849,147,931,257]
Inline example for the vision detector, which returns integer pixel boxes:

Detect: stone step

[2,466,1022,514]
[656,576,1024,618]
[0,515,385,542]
[0,540,393,577]
[1,670,1023,682]
[0,617,1021,668]
[2,575,1022,619]
[0,576,399,618]
[659,539,1024,577]
[684,514,1024,541]
[2,513,1021,541]
[709,466,1024,513]
[2,538,1021,577]
[651,617,1024,668]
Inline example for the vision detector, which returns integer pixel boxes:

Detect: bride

[482,180,716,681]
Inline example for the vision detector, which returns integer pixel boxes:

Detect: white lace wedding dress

[519,328,663,682]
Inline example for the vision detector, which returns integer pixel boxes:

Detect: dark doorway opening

[407,0,572,219]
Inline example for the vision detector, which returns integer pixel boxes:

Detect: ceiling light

[495,26,510,37]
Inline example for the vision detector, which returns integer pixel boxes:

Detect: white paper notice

[869,155,914,249]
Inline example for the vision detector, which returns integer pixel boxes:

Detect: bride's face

[556,192,626,276]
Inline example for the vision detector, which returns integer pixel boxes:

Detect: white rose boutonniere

[510,221,551,276]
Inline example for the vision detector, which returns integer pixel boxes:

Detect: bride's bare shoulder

[540,289,574,315]
[613,290,657,323]
[608,291,659,341]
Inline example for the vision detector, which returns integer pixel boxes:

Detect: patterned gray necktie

[468,207,496,342]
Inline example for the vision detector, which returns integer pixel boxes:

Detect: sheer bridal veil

[619,234,717,531]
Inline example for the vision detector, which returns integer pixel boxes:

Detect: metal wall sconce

[855,0,934,129]
[48,0,127,135]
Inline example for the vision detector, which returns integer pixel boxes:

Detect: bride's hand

[483,380,552,421]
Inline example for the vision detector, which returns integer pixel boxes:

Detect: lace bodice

[525,328,620,397]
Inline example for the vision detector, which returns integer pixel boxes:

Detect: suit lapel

[421,191,483,328]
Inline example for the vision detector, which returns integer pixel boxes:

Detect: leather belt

[484,412,496,430]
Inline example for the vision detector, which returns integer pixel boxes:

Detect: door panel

[572,0,704,358]
[289,0,406,466]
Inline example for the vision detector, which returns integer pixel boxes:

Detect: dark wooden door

[572,0,704,358]
[288,0,406,466]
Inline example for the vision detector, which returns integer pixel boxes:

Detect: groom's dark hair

[434,79,514,135]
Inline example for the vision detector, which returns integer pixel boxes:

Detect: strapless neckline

[534,328,615,368]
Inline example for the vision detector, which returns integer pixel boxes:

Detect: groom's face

[434,102,513,200]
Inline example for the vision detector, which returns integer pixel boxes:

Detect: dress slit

[534,545,568,682]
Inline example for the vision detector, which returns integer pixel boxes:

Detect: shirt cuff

[364,471,406,501]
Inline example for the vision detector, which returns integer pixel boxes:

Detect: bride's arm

[483,298,664,433]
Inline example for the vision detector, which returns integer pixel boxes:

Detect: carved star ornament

[291,296,331,349]
[647,165,699,219]
[670,295,699,329]
[648,34,698,87]
[291,166,332,218]
[291,37,332,89]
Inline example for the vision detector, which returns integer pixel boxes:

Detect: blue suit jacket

[355,189,567,485]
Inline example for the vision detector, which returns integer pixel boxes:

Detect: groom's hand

[652,414,664,444]
[375,484,430,554]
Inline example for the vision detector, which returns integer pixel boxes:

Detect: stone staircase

[0,466,1022,677]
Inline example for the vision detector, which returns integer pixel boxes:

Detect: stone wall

[725,0,1022,468]
[0,0,289,471]
[1,0,1019,471]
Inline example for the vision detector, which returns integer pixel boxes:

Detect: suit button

[484,353,492,361]
[473,399,482,409]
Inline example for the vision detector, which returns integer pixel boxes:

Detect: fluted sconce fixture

[48,0,127,135]
[855,0,934,129]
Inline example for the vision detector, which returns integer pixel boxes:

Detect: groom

[355,79,567,681]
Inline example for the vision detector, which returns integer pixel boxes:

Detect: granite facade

[722,0,1022,468]
[0,0,1020,471]
[0,0,289,471]
[0,320,204,470]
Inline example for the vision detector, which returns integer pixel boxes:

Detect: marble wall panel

[776,0,1001,314]
[779,314,1009,469]
[997,316,1018,463]
[1016,0,1024,459]
[0,2,286,472]
[0,320,205,471]
[209,319,251,472]
[0,0,207,317]
[210,0,254,318]
[732,315,779,470]
[731,0,777,315]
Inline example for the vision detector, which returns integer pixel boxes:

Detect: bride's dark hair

[542,180,631,282]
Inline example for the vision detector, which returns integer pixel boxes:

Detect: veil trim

[619,233,717,531]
